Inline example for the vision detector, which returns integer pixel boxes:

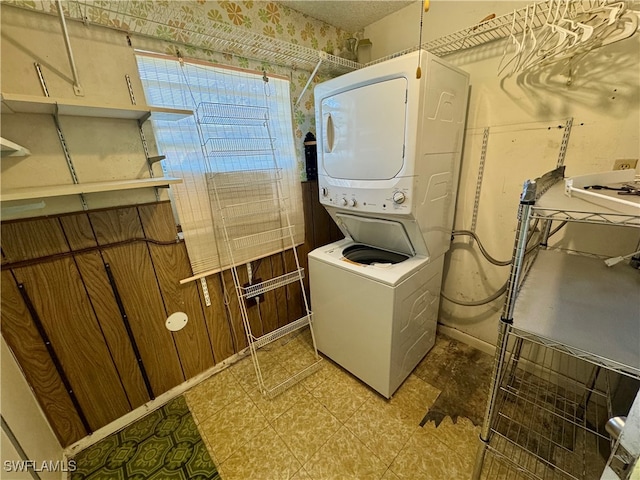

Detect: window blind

[136,54,304,278]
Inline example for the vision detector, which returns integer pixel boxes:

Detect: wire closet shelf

[20,0,360,76]
[10,0,640,77]
[371,0,638,64]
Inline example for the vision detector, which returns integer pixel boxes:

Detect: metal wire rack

[219,197,287,221]
[10,0,361,75]
[370,0,612,64]
[482,335,613,480]
[197,103,269,126]
[206,169,282,189]
[241,268,305,300]
[197,86,321,398]
[204,137,274,157]
[11,0,637,81]
[231,225,295,251]
[473,167,640,480]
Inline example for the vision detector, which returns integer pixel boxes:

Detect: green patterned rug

[71,396,220,480]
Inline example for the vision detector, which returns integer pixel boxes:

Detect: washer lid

[336,213,415,257]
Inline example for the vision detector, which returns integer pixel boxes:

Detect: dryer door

[320,77,407,181]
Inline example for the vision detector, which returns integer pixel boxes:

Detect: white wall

[1,336,63,480]
[365,1,640,346]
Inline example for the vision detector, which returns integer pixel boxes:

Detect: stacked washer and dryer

[308,50,470,398]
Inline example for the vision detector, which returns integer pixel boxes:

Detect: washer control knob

[392,191,406,204]
[321,187,328,197]
[341,197,348,206]
[348,198,357,207]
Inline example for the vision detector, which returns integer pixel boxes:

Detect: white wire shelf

[370,0,617,64]
[533,180,640,227]
[204,137,274,157]
[10,1,361,76]
[13,0,633,80]
[232,225,295,251]
[219,198,287,221]
[250,314,312,350]
[242,269,305,300]
[206,169,282,189]
[263,356,323,399]
[197,102,269,126]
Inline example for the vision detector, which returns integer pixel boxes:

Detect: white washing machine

[309,50,469,398]
[308,220,444,399]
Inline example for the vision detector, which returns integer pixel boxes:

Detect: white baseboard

[61,347,250,476]
[437,323,496,357]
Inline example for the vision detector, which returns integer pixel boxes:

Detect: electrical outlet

[612,159,638,170]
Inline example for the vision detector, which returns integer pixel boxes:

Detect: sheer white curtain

[136,53,304,278]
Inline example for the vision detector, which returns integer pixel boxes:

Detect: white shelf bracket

[56,0,84,96]
[148,155,166,165]
[200,278,211,307]
[471,126,490,243]
[295,55,325,107]
[557,117,573,168]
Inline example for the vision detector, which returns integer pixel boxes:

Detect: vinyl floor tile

[344,398,417,466]
[309,362,377,423]
[273,391,342,464]
[184,333,494,480]
[304,426,387,480]
[218,424,302,480]
[198,394,269,464]
[390,427,472,480]
[383,374,441,425]
[421,415,480,471]
[184,368,245,425]
[246,379,310,423]
[381,468,401,480]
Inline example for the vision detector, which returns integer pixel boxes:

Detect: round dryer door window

[342,244,409,265]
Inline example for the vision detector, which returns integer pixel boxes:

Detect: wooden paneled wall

[0,182,341,447]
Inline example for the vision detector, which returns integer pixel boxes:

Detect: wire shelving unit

[472,166,640,480]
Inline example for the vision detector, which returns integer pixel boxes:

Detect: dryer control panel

[318,178,413,215]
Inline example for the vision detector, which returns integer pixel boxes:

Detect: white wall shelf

[1,136,31,158]
[1,93,192,121]
[0,177,182,202]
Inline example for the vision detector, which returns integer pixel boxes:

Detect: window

[136,54,304,278]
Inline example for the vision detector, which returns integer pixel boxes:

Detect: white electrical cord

[604,249,640,267]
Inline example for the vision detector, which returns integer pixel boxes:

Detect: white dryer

[309,50,469,398]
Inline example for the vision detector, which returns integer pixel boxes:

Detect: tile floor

[185,330,483,480]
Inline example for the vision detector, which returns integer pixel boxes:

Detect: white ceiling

[282,1,415,33]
